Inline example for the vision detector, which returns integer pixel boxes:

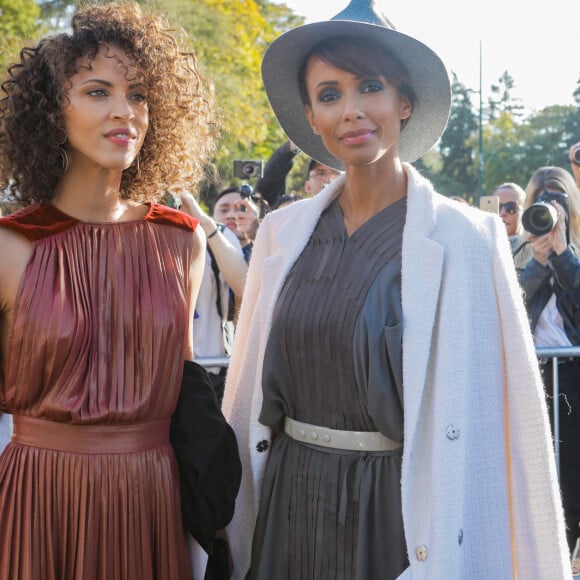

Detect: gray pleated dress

[253,197,409,580]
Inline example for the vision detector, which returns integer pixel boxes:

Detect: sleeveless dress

[252,198,409,580]
[0,203,197,580]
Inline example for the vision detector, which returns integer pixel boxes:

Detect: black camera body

[233,160,263,179]
[522,190,569,237]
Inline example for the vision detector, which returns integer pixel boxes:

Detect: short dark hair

[212,187,242,212]
[272,193,303,210]
[298,35,416,130]
[307,159,322,175]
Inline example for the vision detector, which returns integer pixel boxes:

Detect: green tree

[481,112,527,191]
[143,0,304,194]
[481,104,579,193]
[524,104,580,168]
[435,74,479,197]
[487,71,524,121]
[0,0,41,71]
[573,76,580,105]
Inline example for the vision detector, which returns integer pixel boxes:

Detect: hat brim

[261,20,452,170]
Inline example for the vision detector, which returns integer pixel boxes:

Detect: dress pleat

[254,197,409,580]
[0,204,195,579]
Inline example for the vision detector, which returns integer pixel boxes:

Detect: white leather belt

[284,417,402,452]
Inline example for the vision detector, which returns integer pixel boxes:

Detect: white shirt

[193,226,242,372]
[535,292,572,347]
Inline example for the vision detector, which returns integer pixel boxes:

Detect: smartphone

[479,196,499,214]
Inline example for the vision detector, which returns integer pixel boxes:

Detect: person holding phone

[492,182,533,272]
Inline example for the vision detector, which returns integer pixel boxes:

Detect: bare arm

[0,228,33,363]
[185,225,206,361]
[179,193,247,298]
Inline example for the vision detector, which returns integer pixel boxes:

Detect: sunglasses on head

[499,201,520,215]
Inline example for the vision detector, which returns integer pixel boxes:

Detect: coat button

[446,424,460,440]
[311,432,319,441]
[415,545,428,561]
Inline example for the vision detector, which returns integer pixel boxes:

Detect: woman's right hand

[528,201,568,266]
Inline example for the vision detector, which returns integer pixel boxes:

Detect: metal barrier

[198,348,580,476]
[536,346,580,476]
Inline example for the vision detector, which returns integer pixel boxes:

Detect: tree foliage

[142,0,303,193]
[487,71,524,121]
[1,0,579,201]
[0,0,41,72]
[435,74,478,197]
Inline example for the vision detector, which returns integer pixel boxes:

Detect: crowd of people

[0,0,579,579]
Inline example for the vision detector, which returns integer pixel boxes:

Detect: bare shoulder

[0,227,34,315]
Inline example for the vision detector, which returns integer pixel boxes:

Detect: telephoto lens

[522,202,558,236]
[522,190,568,237]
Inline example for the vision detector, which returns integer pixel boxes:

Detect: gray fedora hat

[261,0,452,170]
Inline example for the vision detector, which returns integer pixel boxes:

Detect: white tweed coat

[222,165,571,579]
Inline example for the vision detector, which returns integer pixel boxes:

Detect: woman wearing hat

[222,1,570,578]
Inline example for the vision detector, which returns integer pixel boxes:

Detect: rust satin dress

[0,203,197,580]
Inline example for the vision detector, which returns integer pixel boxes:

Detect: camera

[522,190,569,237]
[233,160,263,179]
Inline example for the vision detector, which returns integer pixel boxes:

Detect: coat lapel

[401,165,444,442]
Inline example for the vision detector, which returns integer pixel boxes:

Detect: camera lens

[522,203,558,236]
[575,148,580,164]
[243,163,256,176]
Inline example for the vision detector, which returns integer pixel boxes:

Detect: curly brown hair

[0,2,218,204]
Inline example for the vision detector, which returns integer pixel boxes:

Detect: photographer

[492,182,532,273]
[519,166,580,552]
[213,185,270,263]
[235,189,270,262]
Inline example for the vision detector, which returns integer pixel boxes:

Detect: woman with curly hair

[0,3,218,578]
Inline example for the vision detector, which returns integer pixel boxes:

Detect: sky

[272,0,578,115]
